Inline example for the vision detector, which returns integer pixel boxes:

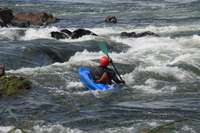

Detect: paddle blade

[99,42,108,55]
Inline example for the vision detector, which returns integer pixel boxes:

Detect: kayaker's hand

[121,80,125,84]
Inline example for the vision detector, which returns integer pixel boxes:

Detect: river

[1,0,200,132]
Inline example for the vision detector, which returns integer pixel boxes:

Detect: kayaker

[90,56,125,85]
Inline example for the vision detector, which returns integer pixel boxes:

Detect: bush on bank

[0,75,33,97]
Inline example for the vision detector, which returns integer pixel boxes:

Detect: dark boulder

[51,28,98,40]
[0,7,14,27]
[135,31,159,37]
[0,19,7,27]
[71,28,98,39]
[60,29,72,36]
[105,16,117,23]
[121,32,136,37]
[50,31,70,40]
[121,31,159,38]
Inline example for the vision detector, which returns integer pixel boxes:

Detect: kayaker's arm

[112,72,125,84]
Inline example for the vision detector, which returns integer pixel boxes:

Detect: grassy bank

[0,75,33,97]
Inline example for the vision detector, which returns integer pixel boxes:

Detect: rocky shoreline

[0,7,58,28]
[0,8,117,28]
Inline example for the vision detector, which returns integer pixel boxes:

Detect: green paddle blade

[99,42,108,55]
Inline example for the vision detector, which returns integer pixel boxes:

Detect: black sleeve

[113,75,122,84]
[108,69,122,84]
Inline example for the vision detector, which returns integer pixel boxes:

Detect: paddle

[99,42,124,82]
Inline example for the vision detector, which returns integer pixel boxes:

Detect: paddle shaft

[106,54,123,81]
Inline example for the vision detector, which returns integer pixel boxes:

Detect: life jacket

[95,72,111,85]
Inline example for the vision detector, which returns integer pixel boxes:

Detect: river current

[1,0,200,133]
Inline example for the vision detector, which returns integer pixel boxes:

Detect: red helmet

[100,56,110,66]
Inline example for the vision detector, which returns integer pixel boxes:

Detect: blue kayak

[79,68,120,90]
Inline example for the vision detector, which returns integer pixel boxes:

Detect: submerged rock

[121,31,159,38]
[40,48,64,63]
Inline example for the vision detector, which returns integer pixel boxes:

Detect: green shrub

[0,75,33,97]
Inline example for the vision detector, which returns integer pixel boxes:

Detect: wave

[0,124,84,133]
[2,19,200,95]
[1,23,200,41]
